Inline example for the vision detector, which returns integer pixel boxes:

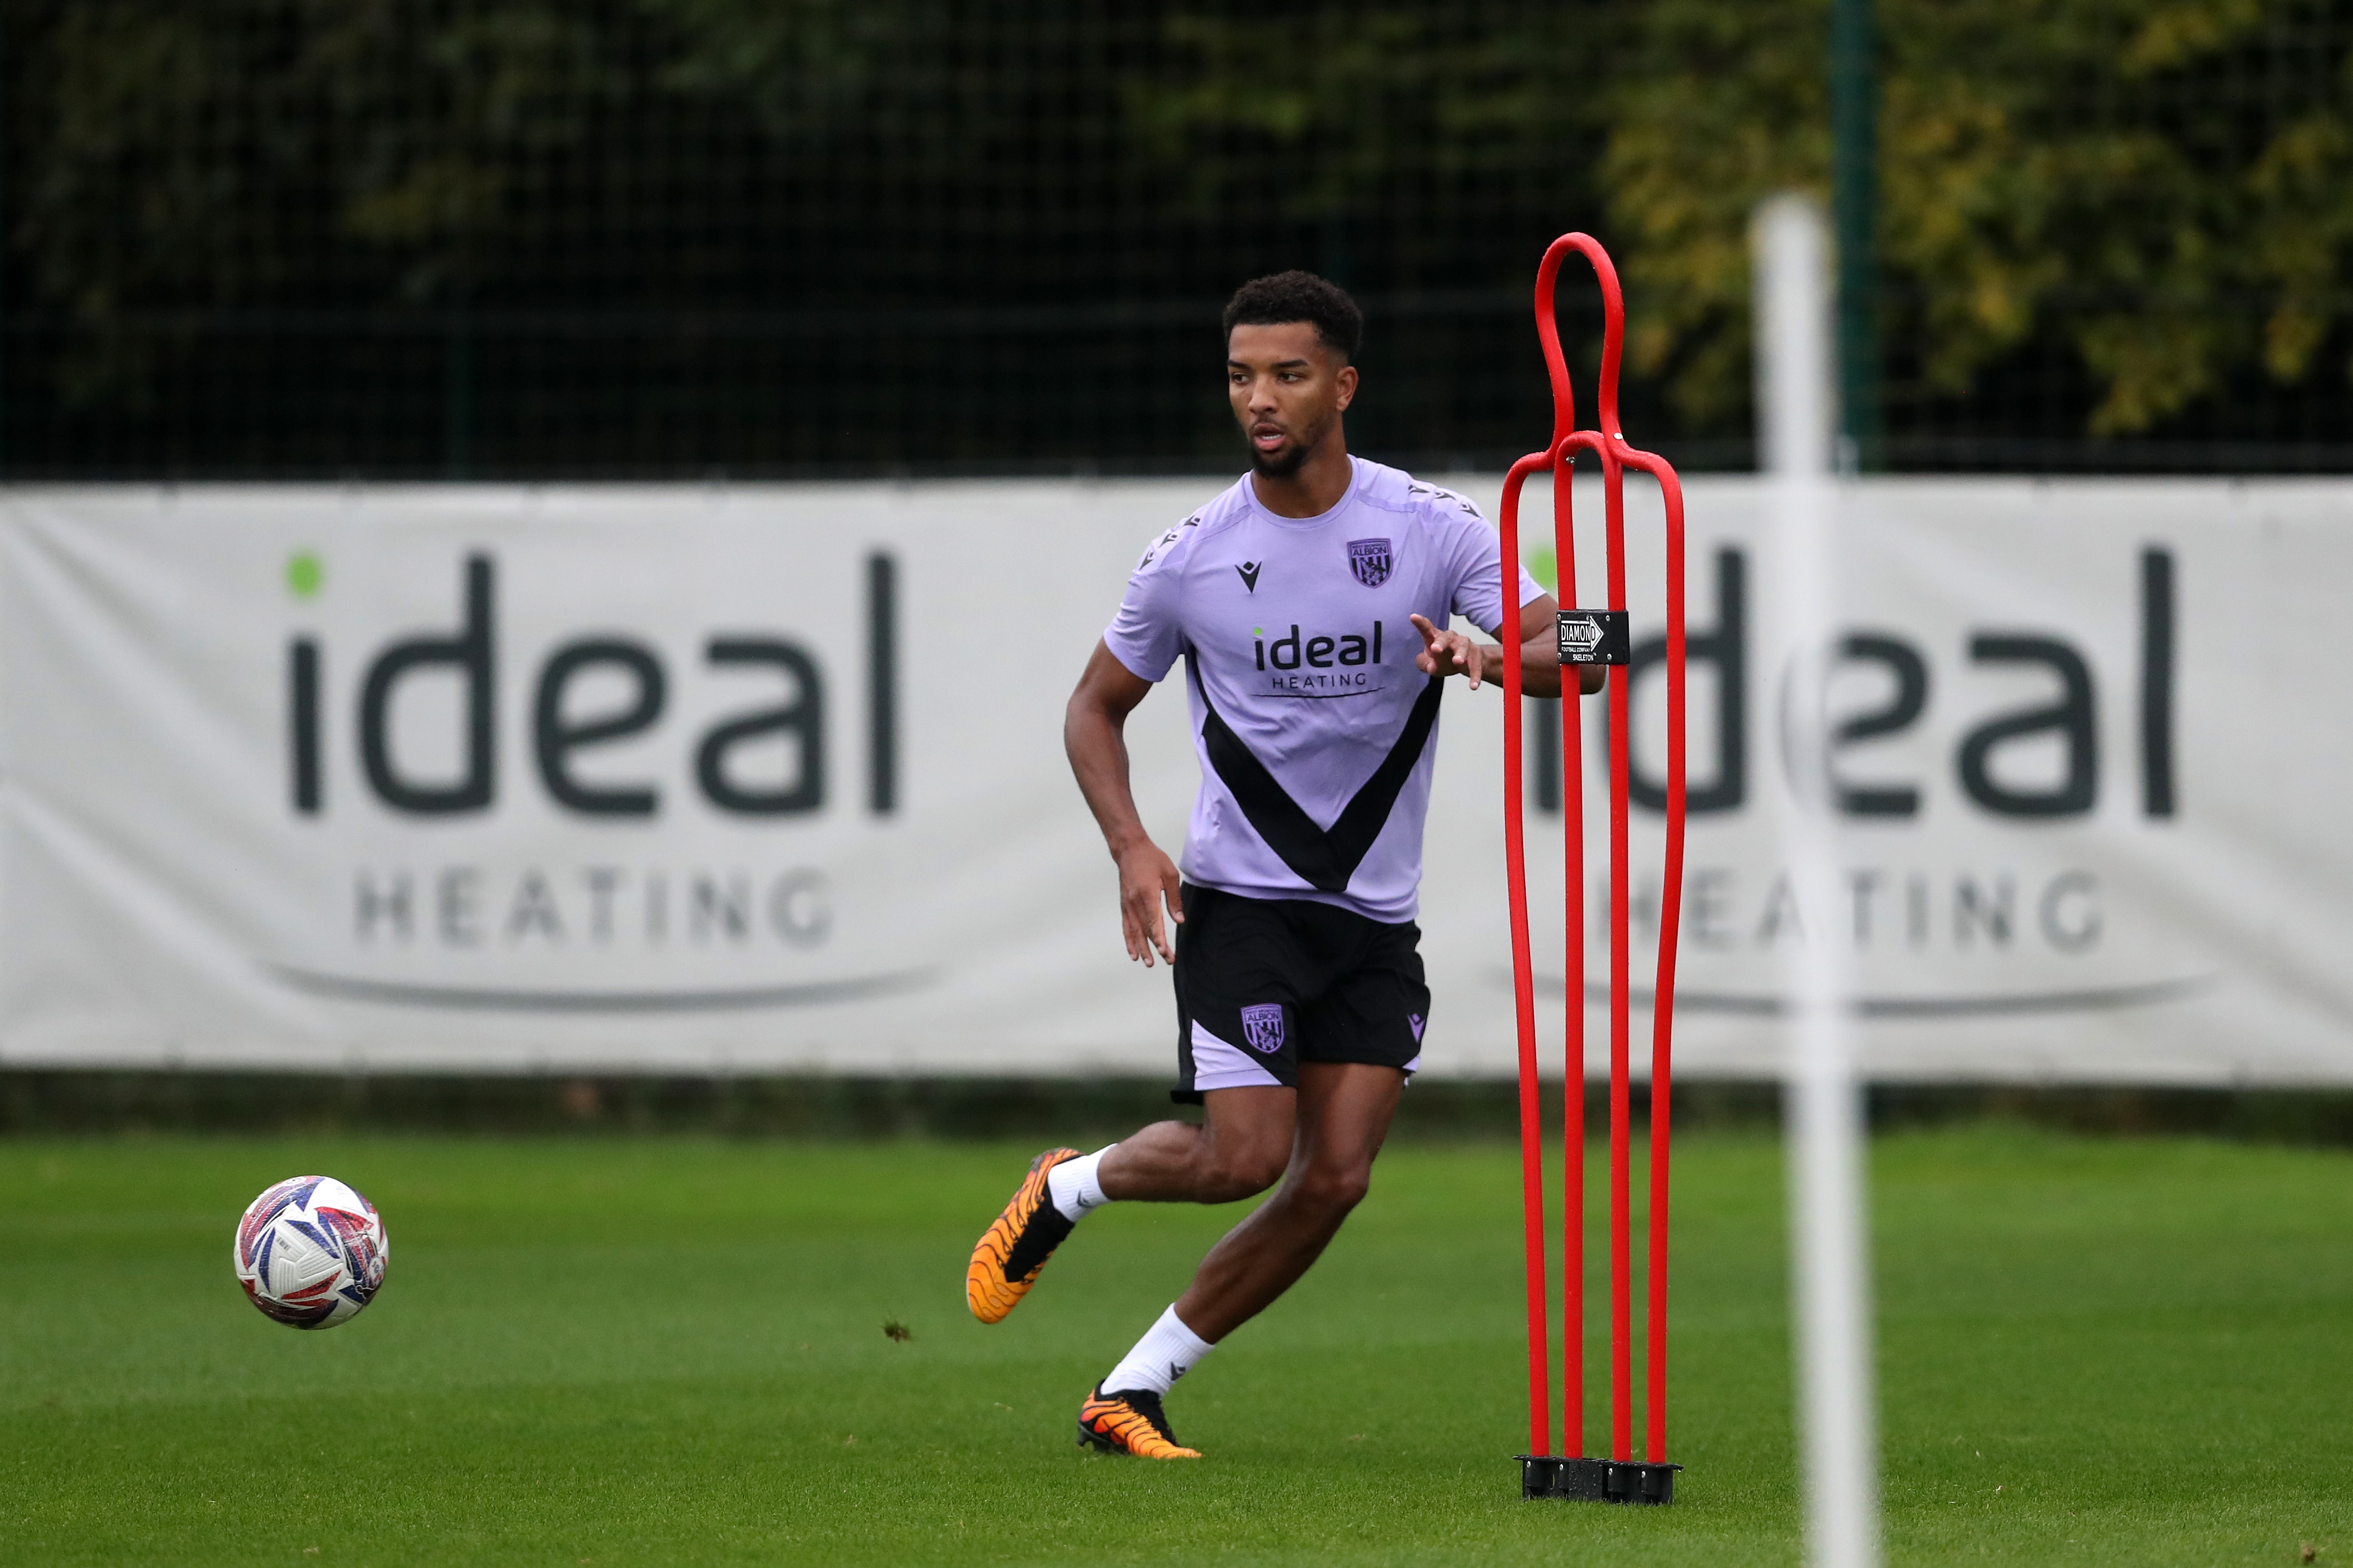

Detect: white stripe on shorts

[1189,1019,1285,1093]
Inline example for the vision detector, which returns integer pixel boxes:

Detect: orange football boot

[1077,1384,1201,1459]
[965,1147,1081,1323]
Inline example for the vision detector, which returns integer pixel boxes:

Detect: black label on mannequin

[1556,609,1629,666]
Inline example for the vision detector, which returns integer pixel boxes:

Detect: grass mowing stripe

[1,1128,2346,1565]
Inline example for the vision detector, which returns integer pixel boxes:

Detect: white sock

[1046,1145,1114,1222]
[1103,1304,1216,1398]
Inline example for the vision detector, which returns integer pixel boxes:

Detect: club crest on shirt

[1240,1004,1286,1054]
[1348,537,1393,588]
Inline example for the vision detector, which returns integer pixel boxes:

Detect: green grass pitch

[3,1124,2349,1565]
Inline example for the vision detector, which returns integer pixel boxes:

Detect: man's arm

[1408,593,1607,696]
[1065,640,1186,968]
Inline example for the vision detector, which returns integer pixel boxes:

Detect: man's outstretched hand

[1117,837,1185,967]
[1410,613,1488,689]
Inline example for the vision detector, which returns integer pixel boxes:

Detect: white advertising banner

[1,477,2347,1083]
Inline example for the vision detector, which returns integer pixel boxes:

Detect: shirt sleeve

[1102,524,1190,682]
[1441,496,1547,637]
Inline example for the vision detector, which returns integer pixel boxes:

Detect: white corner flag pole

[1754,192,1882,1568]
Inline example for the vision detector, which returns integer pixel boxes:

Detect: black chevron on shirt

[1189,661,1445,894]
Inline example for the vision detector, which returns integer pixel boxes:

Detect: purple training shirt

[1104,456,1545,922]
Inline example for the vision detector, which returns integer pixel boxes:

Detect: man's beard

[1245,413,1327,479]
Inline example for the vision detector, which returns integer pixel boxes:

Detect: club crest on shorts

[1240,1004,1286,1054]
[1347,537,1393,588]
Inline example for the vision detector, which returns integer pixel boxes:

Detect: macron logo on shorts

[1409,1013,1425,1042]
[1241,1004,1285,1054]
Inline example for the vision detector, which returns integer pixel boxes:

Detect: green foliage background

[4,0,2349,468]
[1602,0,2353,436]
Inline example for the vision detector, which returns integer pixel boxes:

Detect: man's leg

[1168,1062,1403,1341]
[1077,1062,1401,1457]
[965,1083,1295,1326]
[1097,1084,1295,1203]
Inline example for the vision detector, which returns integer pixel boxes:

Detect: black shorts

[1171,883,1431,1103]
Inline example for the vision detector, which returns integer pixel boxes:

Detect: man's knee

[1286,1161,1371,1217]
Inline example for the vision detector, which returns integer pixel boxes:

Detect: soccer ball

[232,1175,388,1329]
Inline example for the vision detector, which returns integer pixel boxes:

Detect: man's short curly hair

[1222,271,1364,364]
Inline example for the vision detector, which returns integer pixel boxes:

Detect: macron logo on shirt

[1236,561,1262,592]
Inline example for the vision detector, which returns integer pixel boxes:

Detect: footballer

[965,270,1602,1458]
